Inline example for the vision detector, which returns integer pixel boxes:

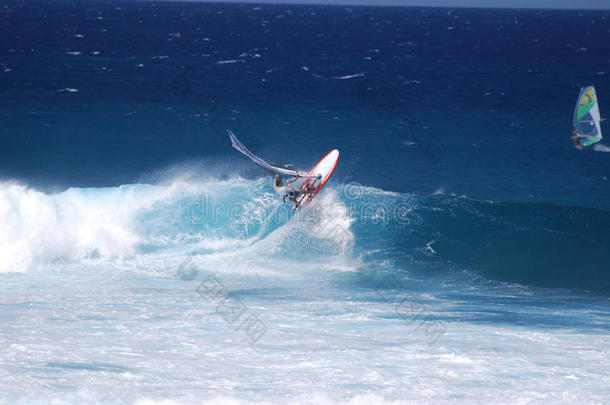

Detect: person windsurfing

[227,129,338,210]
[572,86,603,150]
[274,174,299,205]
[571,130,590,150]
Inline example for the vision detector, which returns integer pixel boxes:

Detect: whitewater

[1,177,609,404]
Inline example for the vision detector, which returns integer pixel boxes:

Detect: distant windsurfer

[571,86,603,149]
[571,130,589,149]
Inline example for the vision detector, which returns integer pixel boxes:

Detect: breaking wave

[2,178,608,291]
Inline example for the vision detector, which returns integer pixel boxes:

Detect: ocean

[1,1,610,403]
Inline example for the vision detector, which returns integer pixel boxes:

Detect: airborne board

[292,149,340,208]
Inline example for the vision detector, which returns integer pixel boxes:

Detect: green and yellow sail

[573,86,603,148]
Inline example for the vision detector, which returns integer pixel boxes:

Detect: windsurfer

[571,130,589,149]
[274,174,299,205]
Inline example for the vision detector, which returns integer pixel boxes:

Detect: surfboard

[295,149,340,207]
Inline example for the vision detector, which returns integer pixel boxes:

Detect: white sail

[227,130,320,179]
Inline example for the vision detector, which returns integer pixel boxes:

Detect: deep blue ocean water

[1,1,610,404]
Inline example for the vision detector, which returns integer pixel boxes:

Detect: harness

[270,161,321,209]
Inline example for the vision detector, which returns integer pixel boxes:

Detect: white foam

[0,178,357,275]
[300,189,355,252]
[0,182,150,273]
[183,188,356,279]
[0,179,225,273]
[217,59,243,65]
[332,73,364,80]
[133,395,403,405]
[439,353,475,364]
[593,143,610,152]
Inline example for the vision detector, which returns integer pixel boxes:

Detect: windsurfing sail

[573,86,603,148]
[227,130,320,179]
